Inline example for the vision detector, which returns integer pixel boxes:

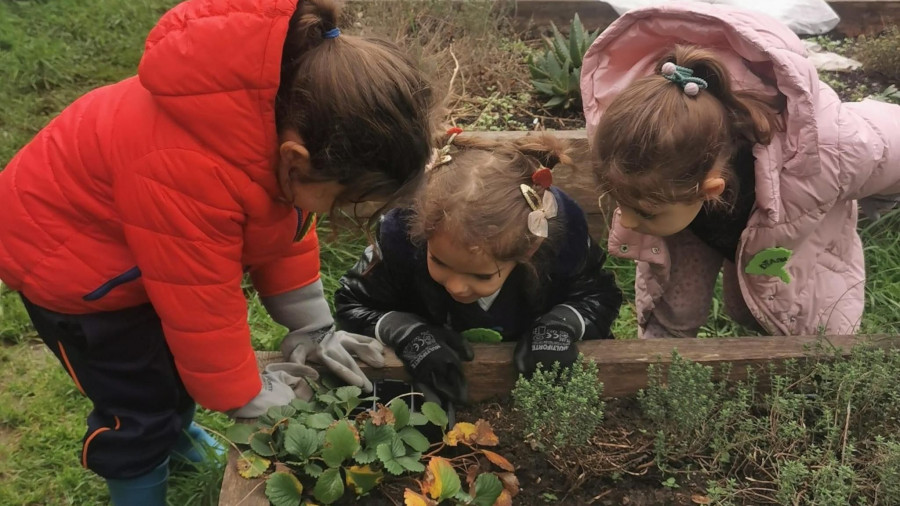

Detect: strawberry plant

[226,383,517,505]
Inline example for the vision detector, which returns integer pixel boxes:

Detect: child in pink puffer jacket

[581,3,900,338]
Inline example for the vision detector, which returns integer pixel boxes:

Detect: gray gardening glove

[860,194,900,221]
[261,280,384,393]
[230,363,315,419]
[281,327,384,393]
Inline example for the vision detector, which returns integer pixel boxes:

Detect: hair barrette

[519,184,558,238]
[661,62,708,97]
[426,127,462,171]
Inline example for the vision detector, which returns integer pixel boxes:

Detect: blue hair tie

[660,62,708,97]
[323,27,341,39]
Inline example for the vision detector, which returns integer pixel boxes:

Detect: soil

[341,397,711,506]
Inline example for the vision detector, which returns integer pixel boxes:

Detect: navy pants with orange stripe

[21,295,195,480]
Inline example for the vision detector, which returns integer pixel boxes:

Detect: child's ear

[701,174,726,200]
[276,131,312,202]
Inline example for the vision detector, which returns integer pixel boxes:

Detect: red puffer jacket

[0,0,319,411]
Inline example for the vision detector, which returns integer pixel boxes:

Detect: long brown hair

[594,45,784,211]
[276,0,439,220]
[408,134,572,265]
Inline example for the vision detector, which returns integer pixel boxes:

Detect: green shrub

[854,26,900,82]
[512,354,604,449]
[527,14,599,109]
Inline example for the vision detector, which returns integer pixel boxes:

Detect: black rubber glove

[514,305,583,376]
[377,312,474,404]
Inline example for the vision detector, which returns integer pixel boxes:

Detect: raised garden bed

[218,335,900,506]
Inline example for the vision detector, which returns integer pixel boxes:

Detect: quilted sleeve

[839,99,900,200]
[249,219,321,297]
[115,150,260,412]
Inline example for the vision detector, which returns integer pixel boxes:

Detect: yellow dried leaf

[404,488,435,506]
[482,450,514,472]
[444,422,477,446]
[236,452,270,479]
[474,420,499,446]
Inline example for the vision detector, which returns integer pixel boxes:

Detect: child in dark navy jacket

[334,131,622,406]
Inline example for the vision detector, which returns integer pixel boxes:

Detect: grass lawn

[1,1,899,505]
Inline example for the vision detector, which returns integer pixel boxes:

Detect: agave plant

[528,13,601,109]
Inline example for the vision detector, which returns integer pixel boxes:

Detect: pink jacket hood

[581,2,900,336]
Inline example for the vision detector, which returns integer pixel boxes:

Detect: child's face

[617,200,705,237]
[426,228,516,304]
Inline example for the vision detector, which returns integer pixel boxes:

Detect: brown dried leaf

[482,450,514,472]
[493,489,513,506]
[371,403,396,426]
[474,419,499,446]
[497,472,520,498]
[691,495,711,504]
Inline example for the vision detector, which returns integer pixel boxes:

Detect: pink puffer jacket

[581,3,900,336]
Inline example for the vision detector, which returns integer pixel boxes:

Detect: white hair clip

[520,184,558,238]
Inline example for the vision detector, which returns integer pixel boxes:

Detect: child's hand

[514,305,583,376]
[230,363,314,419]
[282,327,384,393]
[377,312,473,404]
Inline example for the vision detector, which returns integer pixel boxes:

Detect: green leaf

[454,490,475,503]
[409,413,429,426]
[345,465,384,495]
[430,458,461,501]
[544,95,566,109]
[284,424,319,460]
[322,420,360,468]
[421,402,448,430]
[472,473,504,506]
[266,405,297,420]
[363,421,395,448]
[389,398,410,430]
[396,456,425,473]
[745,247,792,283]
[250,432,276,457]
[265,472,304,506]
[225,424,255,445]
[304,462,324,478]
[317,393,339,405]
[569,21,582,69]
[290,398,319,412]
[390,434,407,458]
[460,328,503,343]
[306,412,335,429]
[376,443,405,475]
[399,427,430,453]
[353,447,377,465]
[335,385,362,402]
[313,468,345,504]
[532,80,556,97]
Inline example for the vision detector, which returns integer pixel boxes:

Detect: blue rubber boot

[172,408,224,464]
[106,458,168,506]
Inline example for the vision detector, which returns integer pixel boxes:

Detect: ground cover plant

[226,381,517,505]
[2,0,900,504]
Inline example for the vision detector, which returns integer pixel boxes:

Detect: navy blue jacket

[334,188,622,341]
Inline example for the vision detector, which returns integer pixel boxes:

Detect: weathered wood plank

[256,334,900,400]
